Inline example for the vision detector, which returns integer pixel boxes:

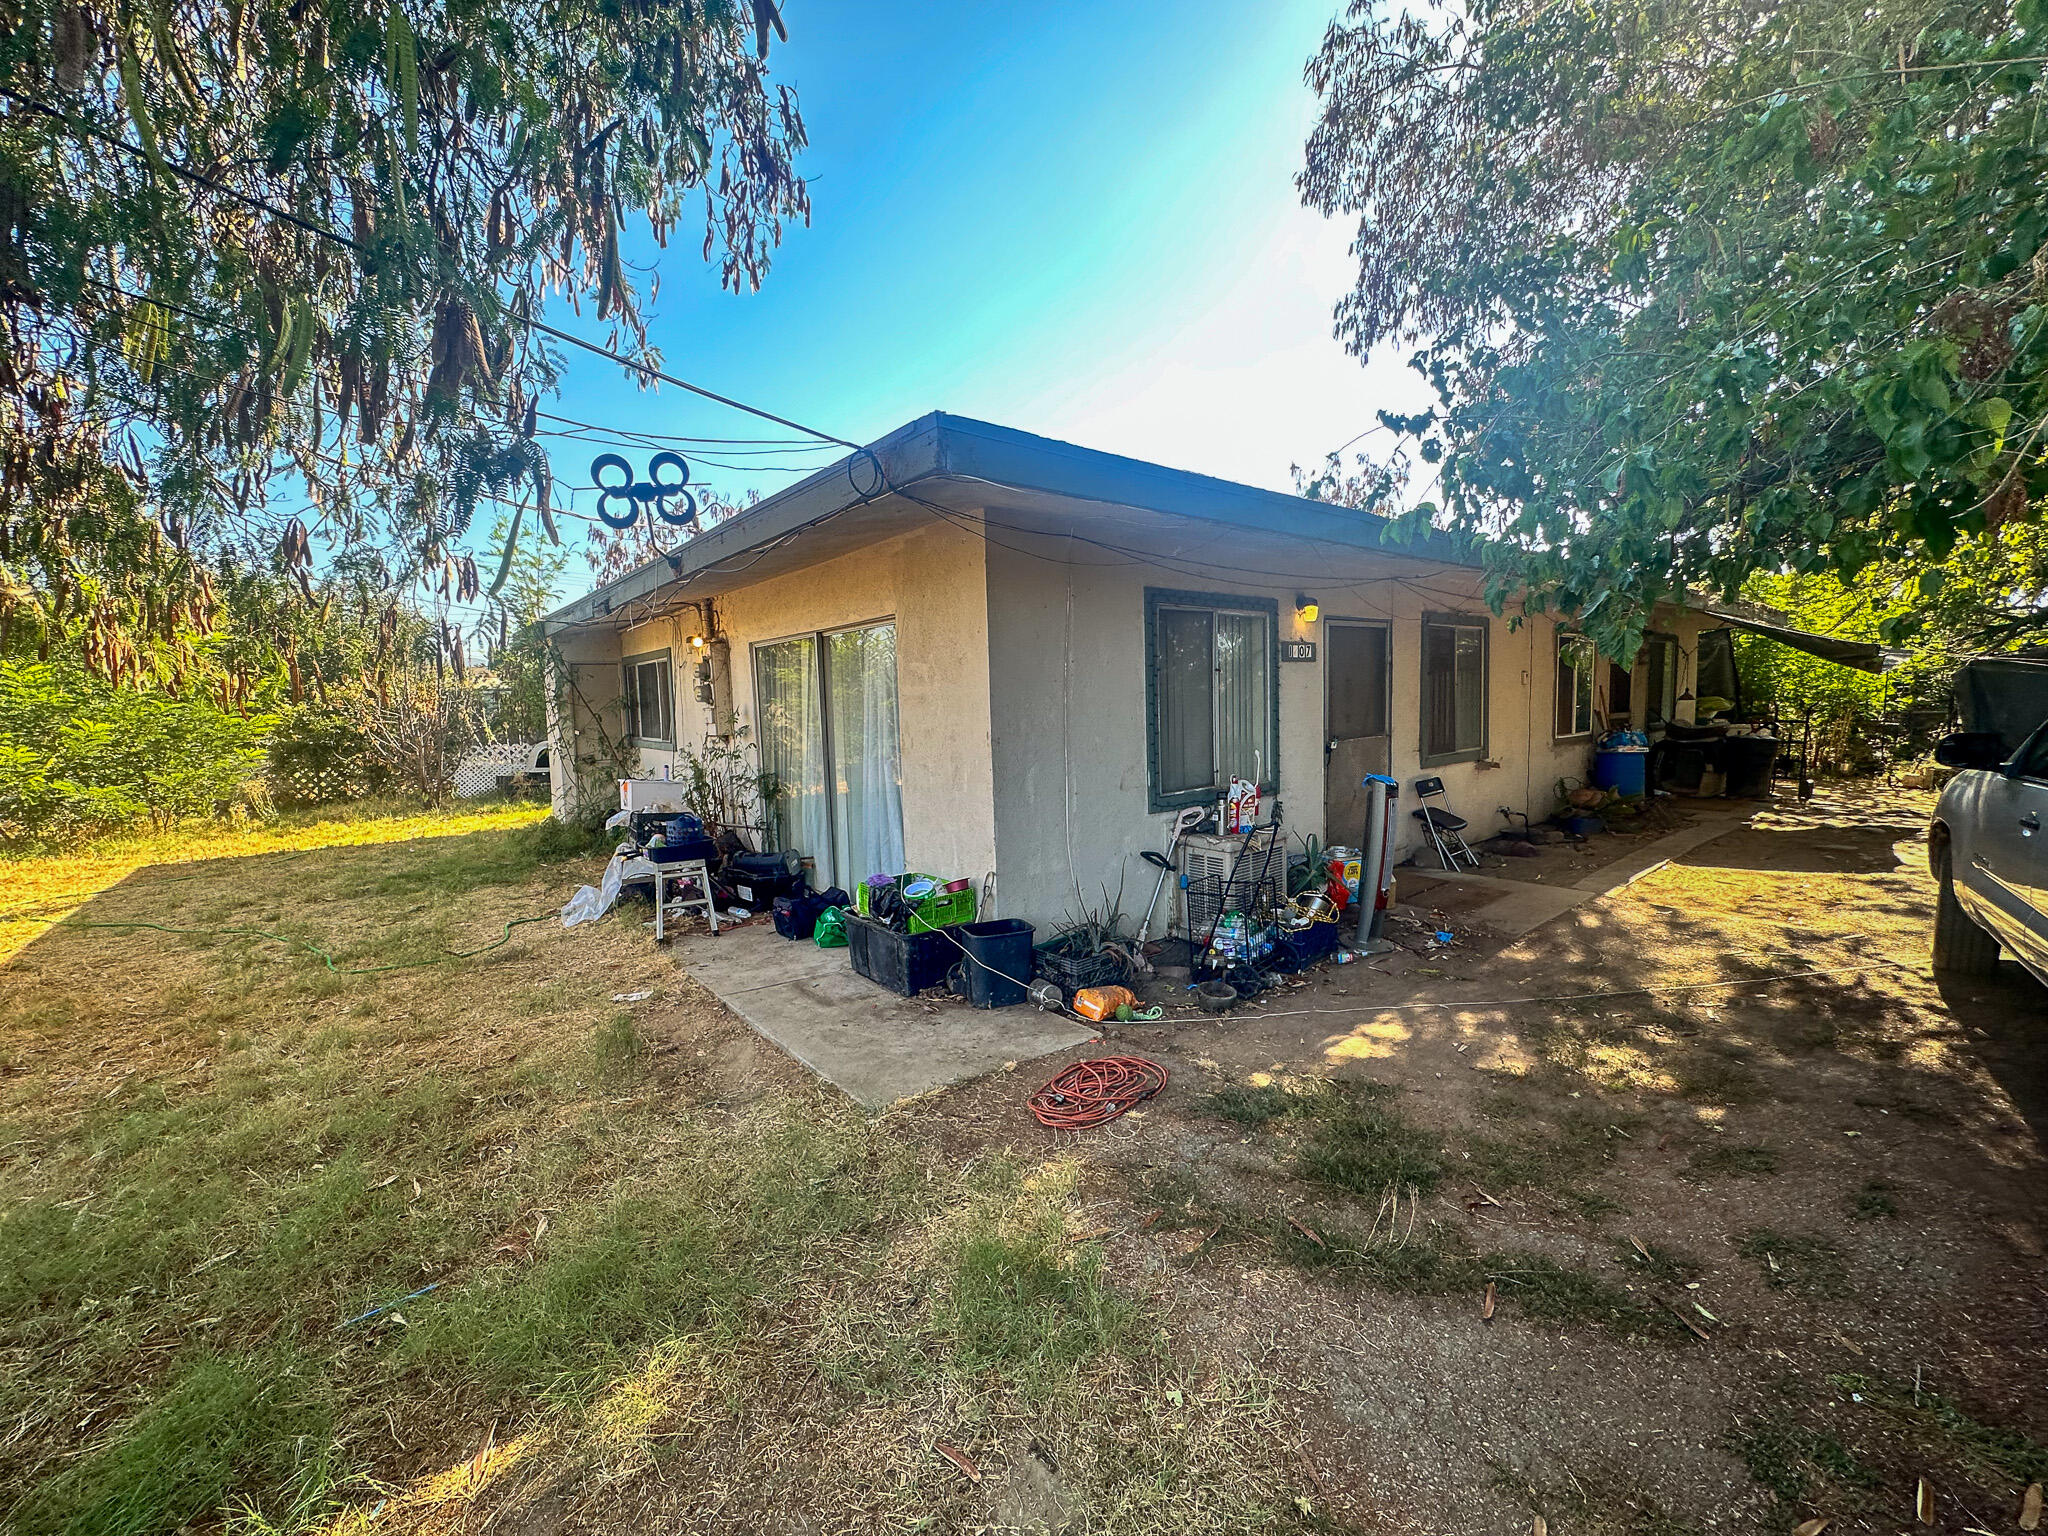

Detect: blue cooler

[1593,729,1650,797]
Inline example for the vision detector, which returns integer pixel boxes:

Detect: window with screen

[1146,589,1277,809]
[1555,633,1597,738]
[623,650,674,747]
[1422,616,1488,764]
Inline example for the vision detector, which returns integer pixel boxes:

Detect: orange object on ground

[1028,1056,1168,1129]
[1071,985,1137,1022]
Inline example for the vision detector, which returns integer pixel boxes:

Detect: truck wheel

[1932,844,2001,974]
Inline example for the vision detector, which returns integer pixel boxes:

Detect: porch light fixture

[1295,594,1320,625]
[687,633,707,650]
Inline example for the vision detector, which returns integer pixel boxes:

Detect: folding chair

[1411,776,1480,870]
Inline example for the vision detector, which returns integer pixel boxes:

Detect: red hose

[1028,1056,1168,1129]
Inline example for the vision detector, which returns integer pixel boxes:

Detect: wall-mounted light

[686,633,707,650]
[1294,593,1320,626]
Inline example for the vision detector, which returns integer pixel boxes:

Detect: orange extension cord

[1028,1056,1169,1130]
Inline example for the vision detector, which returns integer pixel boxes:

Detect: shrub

[0,659,270,843]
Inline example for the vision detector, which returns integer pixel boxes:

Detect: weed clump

[1195,1083,1301,1128]
[1683,1143,1780,1181]
[1734,1417,1877,1507]
[1293,1081,1443,1198]
[590,1011,647,1083]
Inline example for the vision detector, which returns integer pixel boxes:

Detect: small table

[619,856,719,941]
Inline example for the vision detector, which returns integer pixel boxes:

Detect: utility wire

[28,93,1488,607]
[5,87,857,452]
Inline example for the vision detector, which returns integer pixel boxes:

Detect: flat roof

[542,411,1471,631]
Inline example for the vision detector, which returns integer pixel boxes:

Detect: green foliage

[1293,1081,1444,1198]
[1682,1143,1781,1181]
[1734,573,1901,734]
[2,0,807,663]
[1734,1417,1878,1508]
[1302,0,2048,659]
[1735,527,2048,732]
[10,1351,338,1536]
[0,656,269,841]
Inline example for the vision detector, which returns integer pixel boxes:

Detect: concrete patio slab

[670,924,1097,1108]
[1400,803,1760,941]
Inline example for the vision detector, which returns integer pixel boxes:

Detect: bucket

[1593,747,1648,797]
[955,919,1035,1008]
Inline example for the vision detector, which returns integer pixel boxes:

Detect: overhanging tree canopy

[1,0,806,679]
[1299,0,2048,660]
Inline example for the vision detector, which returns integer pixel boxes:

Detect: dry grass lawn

[0,804,1315,1536]
[2,787,2045,1536]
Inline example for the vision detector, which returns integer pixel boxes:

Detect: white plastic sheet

[561,851,628,928]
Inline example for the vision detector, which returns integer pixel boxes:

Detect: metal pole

[1354,774,1399,953]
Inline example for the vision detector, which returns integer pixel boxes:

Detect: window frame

[1143,587,1281,813]
[621,648,675,749]
[1554,631,1598,740]
[1419,612,1491,767]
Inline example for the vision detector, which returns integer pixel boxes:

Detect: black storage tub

[846,913,955,998]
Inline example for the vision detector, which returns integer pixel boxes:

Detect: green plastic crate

[908,884,976,933]
[854,873,977,932]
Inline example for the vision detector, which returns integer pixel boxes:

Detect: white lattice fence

[454,742,546,798]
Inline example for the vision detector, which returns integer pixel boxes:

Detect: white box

[618,778,695,814]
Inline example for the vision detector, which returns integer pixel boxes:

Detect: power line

[29,98,1483,610]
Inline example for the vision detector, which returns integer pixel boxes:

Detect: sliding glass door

[754,620,904,890]
[755,636,829,870]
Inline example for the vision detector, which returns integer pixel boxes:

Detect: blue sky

[536,0,1426,593]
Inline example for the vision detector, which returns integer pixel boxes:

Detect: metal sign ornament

[590,452,699,531]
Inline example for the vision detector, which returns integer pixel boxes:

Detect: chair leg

[1428,819,1457,870]
[1447,824,1479,868]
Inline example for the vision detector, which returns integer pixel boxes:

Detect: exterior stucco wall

[610,522,997,885]
[545,626,626,821]
[981,536,1634,928]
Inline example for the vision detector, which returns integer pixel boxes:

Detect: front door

[1324,620,1392,846]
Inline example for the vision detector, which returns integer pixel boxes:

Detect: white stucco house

[541,413,1835,929]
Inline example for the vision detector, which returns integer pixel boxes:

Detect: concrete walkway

[670,925,1096,1109]
[1400,803,1759,940]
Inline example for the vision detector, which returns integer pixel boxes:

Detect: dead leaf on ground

[1481,1281,1496,1321]
[1658,1298,1712,1342]
[1065,1225,1114,1244]
[2021,1482,2043,1531]
[1286,1215,1326,1248]
[1916,1477,1934,1523]
[1533,1517,1547,1536]
[935,1443,980,1482]
[370,1173,400,1190]
[1793,1518,1832,1536]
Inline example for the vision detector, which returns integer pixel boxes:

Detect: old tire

[1932,843,2001,974]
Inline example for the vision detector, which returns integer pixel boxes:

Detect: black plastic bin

[846,913,954,997]
[951,919,1035,1008]
[1033,937,1124,992]
[1721,734,1778,798]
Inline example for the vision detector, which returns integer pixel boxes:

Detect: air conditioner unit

[1175,827,1281,939]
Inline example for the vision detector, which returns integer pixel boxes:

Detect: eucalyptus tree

[0,0,806,679]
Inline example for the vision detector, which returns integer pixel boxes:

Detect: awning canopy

[1700,608,1893,673]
